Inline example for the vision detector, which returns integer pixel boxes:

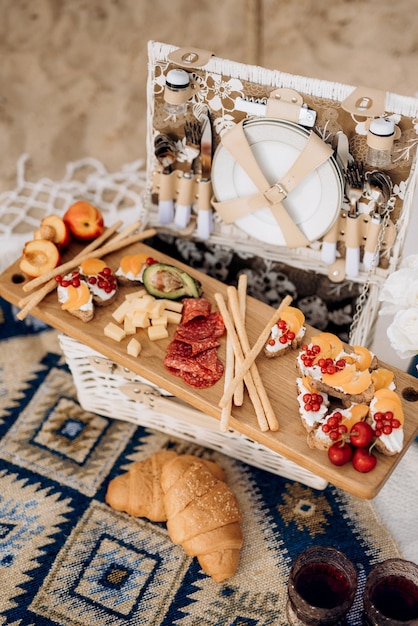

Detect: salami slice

[193,347,223,374]
[164,353,215,378]
[174,312,225,342]
[164,297,225,389]
[181,297,211,324]
[181,368,223,389]
[166,340,193,358]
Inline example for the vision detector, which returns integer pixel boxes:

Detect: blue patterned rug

[0,298,404,625]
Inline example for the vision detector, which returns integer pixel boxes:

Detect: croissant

[105,449,177,522]
[160,454,243,583]
[105,451,243,583]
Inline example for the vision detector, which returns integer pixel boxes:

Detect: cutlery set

[321,159,395,281]
[153,110,213,240]
[153,74,398,280]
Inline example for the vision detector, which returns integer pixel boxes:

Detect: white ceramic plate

[212,118,343,246]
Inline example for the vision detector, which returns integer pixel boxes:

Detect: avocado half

[142,263,202,300]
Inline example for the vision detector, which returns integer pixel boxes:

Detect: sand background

[1,0,418,193]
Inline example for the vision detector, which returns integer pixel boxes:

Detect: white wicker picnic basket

[57,41,418,488]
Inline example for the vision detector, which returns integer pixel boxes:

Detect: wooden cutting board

[1,240,417,499]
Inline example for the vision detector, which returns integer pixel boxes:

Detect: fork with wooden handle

[174,120,200,229]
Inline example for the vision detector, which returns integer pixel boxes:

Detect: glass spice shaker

[286,546,358,626]
[163,68,191,117]
[366,117,396,168]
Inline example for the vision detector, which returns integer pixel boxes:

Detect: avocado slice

[142,263,202,299]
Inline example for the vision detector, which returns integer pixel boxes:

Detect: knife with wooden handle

[196,114,213,240]
[321,132,350,265]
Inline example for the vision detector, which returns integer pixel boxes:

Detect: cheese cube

[131,294,155,311]
[161,299,183,313]
[132,310,150,328]
[125,288,147,301]
[123,316,137,335]
[147,325,169,341]
[151,315,168,327]
[165,311,182,325]
[150,300,166,318]
[104,322,126,342]
[112,299,131,324]
[127,338,142,357]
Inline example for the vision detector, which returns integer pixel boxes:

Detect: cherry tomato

[352,447,377,473]
[328,441,353,466]
[349,422,374,448]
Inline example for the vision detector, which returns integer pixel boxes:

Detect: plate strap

[212,121,333,248]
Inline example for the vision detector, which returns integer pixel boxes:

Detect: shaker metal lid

[369,117,395,137]
[166,69,190,89]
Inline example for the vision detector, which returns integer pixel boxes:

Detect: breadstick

[214,293,269,432]
[22,220,125,292]
[233,274,247,407]
[17,279,59,320]
[227,286,279,432]
[104,220,143,244]
[220,307,235,432]
[219,294,292,410]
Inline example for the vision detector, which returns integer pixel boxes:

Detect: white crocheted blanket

[0,155,148,273]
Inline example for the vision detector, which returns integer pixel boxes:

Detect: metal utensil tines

[345,161,364,217]
[154,134,178,224]
[174,120,201,229]
[344,161,364,278]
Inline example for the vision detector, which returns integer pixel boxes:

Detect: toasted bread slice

[310,378,375,404]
